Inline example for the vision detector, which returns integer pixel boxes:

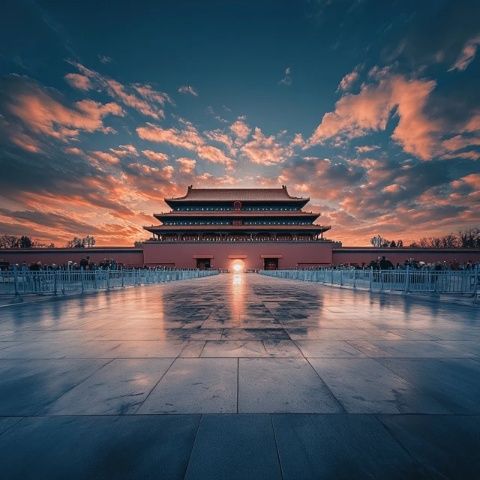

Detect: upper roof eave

[165,185,309,203]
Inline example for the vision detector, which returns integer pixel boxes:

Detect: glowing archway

[230,259,245,273]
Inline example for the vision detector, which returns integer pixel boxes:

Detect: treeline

[0,234,96,249]
[371,228,480,249]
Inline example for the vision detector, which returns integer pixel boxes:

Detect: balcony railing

[0,268,219,297]
[147,237,331,243]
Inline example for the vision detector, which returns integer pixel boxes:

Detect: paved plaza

[0,273,479,478]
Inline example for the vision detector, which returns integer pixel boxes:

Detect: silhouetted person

[379,256,393,270]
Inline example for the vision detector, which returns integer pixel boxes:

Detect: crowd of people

[0,257,131,271]
[339,256,479,271]
[1,255,479,272]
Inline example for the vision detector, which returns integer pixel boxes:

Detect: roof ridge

[165,185,308,202]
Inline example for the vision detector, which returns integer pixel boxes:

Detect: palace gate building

[3,185,480,269]
[142,186,336,270]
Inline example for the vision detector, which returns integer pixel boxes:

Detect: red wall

[332,248,480,266]
[0,248,144,267]
[1,245,479,269]
[143,241,334,269]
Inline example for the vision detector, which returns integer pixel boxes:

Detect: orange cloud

[137,122,234,168]
[6,81,123,140]
[449,35,480,71]
[176,157,196,174]
[142,150,168,162]
[90,150,121,165]
[241,127,290,165]
[337,68,360,92]
[137,123,204,150]
[230,117,251,141]
[309,73,439,160]
[64,73,92,91]
[67,62,170,120]
[442,134,480,152]
[197,145,234,168]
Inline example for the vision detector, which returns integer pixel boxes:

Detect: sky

[0,0,479,246]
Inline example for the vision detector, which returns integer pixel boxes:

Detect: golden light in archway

[231,259,245,273]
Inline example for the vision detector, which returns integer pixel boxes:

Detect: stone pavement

[0,273,479,479]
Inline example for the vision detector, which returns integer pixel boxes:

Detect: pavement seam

[132,357,177,414]
[270,415,285,480]
[182,414,204,480]
[375,414,437,480]
[0,416,25,438]
[236,357,240,414]
[38,357,116,416]
[289,336,348,414]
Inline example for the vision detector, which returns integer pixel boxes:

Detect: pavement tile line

[132,357,177,414]
[374,415,435,478]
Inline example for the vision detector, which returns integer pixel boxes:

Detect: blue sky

[0,0,479,245]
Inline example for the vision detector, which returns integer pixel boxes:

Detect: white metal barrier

[259,267,479,296]
[0,268,218,296]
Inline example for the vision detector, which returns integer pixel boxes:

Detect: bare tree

[66,236,96,248]
[19,235,33,248]
[84,235,96,248]
[0,235,19,248]
[370,235,390,247]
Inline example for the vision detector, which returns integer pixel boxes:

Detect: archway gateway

[230,259,245,273]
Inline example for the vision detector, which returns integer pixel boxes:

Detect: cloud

[89,150,121,165]
[2,76,123,141]
[205,129,235,152]
[137,122,204,150]
[98,54,112,64]
[137,122,234,169]
[64,73,92,91]
[337,67,360,92]
[230,117,251,141]
[309,73,440,160]
[442,134,480,152]
[279,67,292,86]
[176,157,196,174]
[142,150,168,162]
[449,35,480,71]
[132,84,172,106]
[355,145,379,154]
[178,85,198,96]
[105,79,165,119]
[241,127,290,165]
[67,62,171,119]
[0,207,105,236]
[197,145,233,168]
[109,144,138,157]
[8,129,41,153]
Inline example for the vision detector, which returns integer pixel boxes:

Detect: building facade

[2,186,480,269]
[143,186,336,270]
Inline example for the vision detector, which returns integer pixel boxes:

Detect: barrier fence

[0,268,219,296]
[259,267,480,296]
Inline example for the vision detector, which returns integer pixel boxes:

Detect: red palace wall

[332,248,480,266]
[142,241,334,269]
[1,245,480,269]
[0,248,144,267]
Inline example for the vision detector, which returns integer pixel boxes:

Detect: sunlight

[231,259,245,273]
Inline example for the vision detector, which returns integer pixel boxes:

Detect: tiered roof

[144,186,332,238]
[165,185,308,206]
